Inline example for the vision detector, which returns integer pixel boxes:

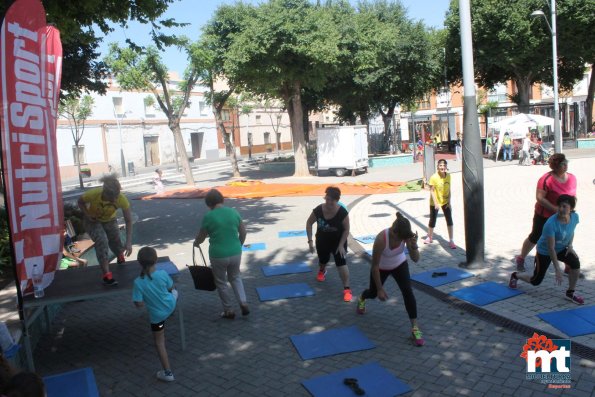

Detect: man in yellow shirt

[424,159,456,249]
[78,174,133,285]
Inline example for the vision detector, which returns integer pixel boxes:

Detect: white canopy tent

[490,113,555,159]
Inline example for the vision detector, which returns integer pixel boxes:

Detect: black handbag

[187,245,217,291]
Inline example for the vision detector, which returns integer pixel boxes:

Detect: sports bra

[379,228,407,270]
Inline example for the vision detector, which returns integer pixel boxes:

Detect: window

[417,94,431,110]
[256,115,262,124]
[112,97,123,115]
[222,110,231,121]
[264,132,270,144]
[72,145,86,164]
[488,84,508,103]
[199,101,207,116]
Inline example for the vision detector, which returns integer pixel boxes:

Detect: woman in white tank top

[355,212,425,346]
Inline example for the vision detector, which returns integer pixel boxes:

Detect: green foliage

[59,95,94,144]
[0,207,12,278]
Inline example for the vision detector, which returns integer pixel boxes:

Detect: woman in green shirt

[195,189,249,319]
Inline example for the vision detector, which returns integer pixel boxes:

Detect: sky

[99,0,451,75]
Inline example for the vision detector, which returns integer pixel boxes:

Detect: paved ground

[26,149,595,395]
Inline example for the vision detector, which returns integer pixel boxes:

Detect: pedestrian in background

[306,186,352,302]
[424,159,456,249]
[455,133,462,161]
[520,132,532,166]
[502,132,512,161]
[194,189,249,319]
[153,168,164,194]
[512,153,576,272]
[356,212,424,346]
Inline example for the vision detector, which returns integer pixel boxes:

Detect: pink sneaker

[449,241,457,249]
[423,237,432,244]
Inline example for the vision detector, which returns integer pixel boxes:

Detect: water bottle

[32,264,44,298]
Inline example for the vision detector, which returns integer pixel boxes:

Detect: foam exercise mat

[537,305,595,337]
[302,362,411,397]
[355,235,376,244]
[256,283,314,301]
[411,267,474,287]
[290,325,375,360]
[278,230,307,238]
[261,262,312,276]
[450,281,524,306]
[243,242,266,251]
[44,367,99,397]
[156,260,179,275]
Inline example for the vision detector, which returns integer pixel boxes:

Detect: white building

[57,77,218,181]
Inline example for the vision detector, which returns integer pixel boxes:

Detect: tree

[104,44,197,185]
[0,0,182,97]
[59,95,94,189]
[444,0,590,114]
[218,0,347,176]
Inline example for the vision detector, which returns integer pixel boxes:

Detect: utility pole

[458,0,486,269]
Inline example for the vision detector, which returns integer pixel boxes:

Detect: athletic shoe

[423,237,432,244]
[411,326,425,346]
[117,253,126,264]
[565,293,584,305]
[513,256,525,272]
[156,370,175,382]
[343,288,352,302]
[316,269,327,282]
[449,241,457,249]
[102,276,118,286]
[356,297,366,314]
[508,273,517,289]
[240,304,250,316]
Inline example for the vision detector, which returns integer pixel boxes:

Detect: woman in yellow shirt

[424,159,456,249]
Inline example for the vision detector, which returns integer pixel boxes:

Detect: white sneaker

[156,370,175,382]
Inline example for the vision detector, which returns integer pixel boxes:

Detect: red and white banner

[0,0,64,295]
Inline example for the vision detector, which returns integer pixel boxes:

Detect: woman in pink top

[355,212,424,346]
[513,153,577,271]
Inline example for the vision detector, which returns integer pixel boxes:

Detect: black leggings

[361,262,417,319]
[428,204,453,228]
[530,248,580,286]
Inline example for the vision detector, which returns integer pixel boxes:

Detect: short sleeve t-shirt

[536,212,579,255]
[313,205,348,245]
[132,269,176,324]
[81,187,130,222]
[201,207,243,258]
[429,172,451,206]
[534,172,577,218]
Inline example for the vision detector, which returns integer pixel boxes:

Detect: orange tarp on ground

[139,180,406,200]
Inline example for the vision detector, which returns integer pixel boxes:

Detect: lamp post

[531,2,562,154]
[112,102,127,177]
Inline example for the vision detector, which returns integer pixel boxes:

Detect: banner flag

[0,0,64,295]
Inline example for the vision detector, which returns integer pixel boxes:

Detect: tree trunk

[381,107,395,153]
[170,124,195,185]
[515,77,532,114]
[217,118,241,178]
[586,66,594,133]
[75,144,84,189]
[285,83,309,177]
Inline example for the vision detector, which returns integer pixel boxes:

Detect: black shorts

[151,321,166,332]
[428,204,453,228]
[530,248,580,286]
[315,240,347,267]
[527,213,548,244]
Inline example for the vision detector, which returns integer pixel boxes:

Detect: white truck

[316,125,369,177]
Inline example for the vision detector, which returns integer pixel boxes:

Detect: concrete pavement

[29,149,595,396]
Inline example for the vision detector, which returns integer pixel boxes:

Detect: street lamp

[531,3,562,153]
[112,99,127,177]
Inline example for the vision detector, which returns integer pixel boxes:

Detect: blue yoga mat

[450,281,524,306]
[355,235,376,244]
[156,260,179,276]
[44,367,99,397]
[243,242,266,251]
[278,230,307,238]
[538,305,595,337]
[256,283,314,301]
[302,362,411,397]
[290,325,375,360]
[411,267,474,287]
[261,262,312,276]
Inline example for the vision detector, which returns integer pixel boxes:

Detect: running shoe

[356,297,366,314]
[508,273,517,289]
[411,326,425,346]
[423,237,432,244]
[156,370,175,382]
[117,253,126,264]
[343,288,352,302]
[565,293,584,305]
[449,241,457,249]
[512,255,525,272]
[316,269,327,282]
[102,274,118,286]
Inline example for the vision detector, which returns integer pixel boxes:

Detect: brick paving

[29,150,595,395]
